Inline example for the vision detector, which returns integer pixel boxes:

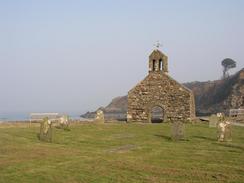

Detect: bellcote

[149,49,168,74]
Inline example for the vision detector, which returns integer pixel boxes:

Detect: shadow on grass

[212,143,244,151]
[154,134,171,141]
[192,135,216,141]
[154,134,189,141]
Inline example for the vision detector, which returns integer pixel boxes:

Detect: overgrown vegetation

[0,123,243,183]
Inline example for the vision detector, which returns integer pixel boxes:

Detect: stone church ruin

[127,48,195,123]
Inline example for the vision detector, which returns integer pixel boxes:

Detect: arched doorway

[150,106,164,123]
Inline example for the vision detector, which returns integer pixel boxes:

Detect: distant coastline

[0,114,29,122]
[0,113,85,123]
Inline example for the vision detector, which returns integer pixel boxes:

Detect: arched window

[152,60,156,71]
[159,59,163,71]
[158,60,161,71]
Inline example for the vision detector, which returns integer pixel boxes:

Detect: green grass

[0,122,243,183]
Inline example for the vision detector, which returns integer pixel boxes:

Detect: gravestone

[58,115,70,130]
[217,121,232,142]
[217,112,225,121]
[224,121,232,142]
[209,114,218,128]
[171,121,185,141]
[39,117,53,142]
[95,110,105,123]
[224,122,232,141]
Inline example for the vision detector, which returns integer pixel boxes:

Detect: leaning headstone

[171,121,185,141]
[95,110,105,123]
[39,117,53,142]
[209,114,218,128]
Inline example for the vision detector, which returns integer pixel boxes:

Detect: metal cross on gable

[154,41,162,49]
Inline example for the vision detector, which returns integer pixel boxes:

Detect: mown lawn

[0,122,243,183]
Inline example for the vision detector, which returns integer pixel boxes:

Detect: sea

[0,113,86,122]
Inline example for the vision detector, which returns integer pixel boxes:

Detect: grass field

[0,122,243,183]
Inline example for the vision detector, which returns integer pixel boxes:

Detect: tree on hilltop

[222,58,236,79]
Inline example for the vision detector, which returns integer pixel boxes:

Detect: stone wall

[127,73,195,122]
[127,49,195,122]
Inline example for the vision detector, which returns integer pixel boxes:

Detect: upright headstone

[95,110,105,123]
[39,117,53,142]
[209,114,218,128]
[217,121,232,142]
[127,112,132,122]
[171,121,185,141]
[224,122,232,141]
[217,112,224,121]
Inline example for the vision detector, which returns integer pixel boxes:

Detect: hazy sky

[0,0,243,116]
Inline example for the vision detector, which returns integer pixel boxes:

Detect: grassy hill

[0,122,243,183]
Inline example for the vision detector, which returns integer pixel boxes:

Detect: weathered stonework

[171,121,185,140]
[217,121,232,142]
[58,115,70,130]
[39,117,53,142]
[95,110,105,123]
[127,49,195,122]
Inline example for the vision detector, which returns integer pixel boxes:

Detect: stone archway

[148,105,166,123]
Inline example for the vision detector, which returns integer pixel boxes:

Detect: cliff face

[185,68,244,115]
[81,68,244,119]
[105,96,128,113]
